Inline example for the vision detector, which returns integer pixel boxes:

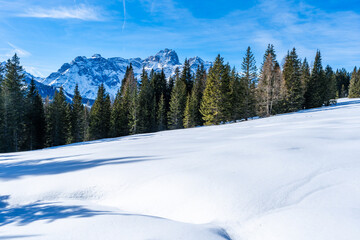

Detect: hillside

[1,98,359,240]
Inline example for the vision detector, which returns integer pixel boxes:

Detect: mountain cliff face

[42,49,211,100]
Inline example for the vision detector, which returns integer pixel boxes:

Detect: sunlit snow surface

[1,99,360,240]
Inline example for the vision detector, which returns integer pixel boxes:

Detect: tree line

[0,45,358,153]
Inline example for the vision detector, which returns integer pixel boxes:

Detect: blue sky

[1,0,360,77]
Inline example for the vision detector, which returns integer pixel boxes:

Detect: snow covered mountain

[1,98,360,239]
[42,49,212,100]
[1,61,93,104]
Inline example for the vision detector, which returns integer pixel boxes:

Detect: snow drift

[1,98,360,239]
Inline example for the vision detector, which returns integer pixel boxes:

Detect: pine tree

[335,69,351,98]
[349,67,360,98]
[157,94,166,131]
[23,79,46,150]
[137,68,155,133]
[111,90,123,137]
[200,55,223,125]
[282,48,303,112]
[69,84,84,143]
[46,88,70,147]
[304,50,325,108]
[240,46,257,120]
[1,54,26,152]
[83,102,91,141]
[128,76,138,135]
[0,61,4,152]
[168,68,187,129]
[183,95,192,128]
[189,64,206,126]
[89,84,111,140]
[220,63,232,122]
[229,67,244,121]
[181,59,193,95]
[300,58,311,108]
[257,51,282,117]
[324,65,337,105]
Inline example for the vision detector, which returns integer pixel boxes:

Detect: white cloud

[6,42,31,58]
[19,4,104,21]
[24,66,45,78]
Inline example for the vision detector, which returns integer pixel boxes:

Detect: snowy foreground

[1,99,360,240]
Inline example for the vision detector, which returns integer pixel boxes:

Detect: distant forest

[1,44,359,153]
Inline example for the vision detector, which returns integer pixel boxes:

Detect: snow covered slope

[42,49,212,100]
[1,99,360,240]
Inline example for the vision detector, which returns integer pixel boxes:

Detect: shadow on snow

[0,196,110,227]
[0,155,158,180]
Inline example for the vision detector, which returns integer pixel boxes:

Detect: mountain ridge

[42,49,212,100]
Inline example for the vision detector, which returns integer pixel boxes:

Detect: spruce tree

[0,61,4,152]
[304,50,325,108]
[1,54,26,152]
[69,84,85,143]
[257,51,282,117]
[83,102,91,141]
[300,58,311,108]
[349,67,360,98]
[168,68,187,129]
[229,67,244,121]
[46,88,70,147]
[157,94,166,131]
[189,64,206,126]
[137,68,155,133]
[111,90,123,137]
[324,65,337,105]
[23,79,46,150]
[181,59,193,95]
[220,63,232,122]
[335,69,350,97]
[183,95,192,128]
[240,46,257,120]
[282,48,303,112]
[89,84,111,140]
[200,55,223,125]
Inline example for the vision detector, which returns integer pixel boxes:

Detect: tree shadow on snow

[0,197,111,227]
[0,155,159,180]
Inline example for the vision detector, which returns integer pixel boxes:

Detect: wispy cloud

[19,4,104,21]
[122,0,126,30]
[7,42,31,58]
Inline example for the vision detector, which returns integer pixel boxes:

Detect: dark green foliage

[137,68,155,133]
[304,51,326,108]
[23,79,46,150]
[69,85,85,143]
[300,58,311,108]
[0,61,5,152]
[349,67,360,98]
[168,68,187,129]
[110,90,124,137]
[240,47,257,119]
[181,59,193,95]
[157,94,166,131]
[1,54,26,152]
[282,48,303,112]
[188,65,206,126]
[46,88,70,147]
[89,84,111,140]
[262,44,277,67]
[183,95,192,128]
[335,68,350,98]
[200,55,224,125]
[111,66,137,136]
[229,67,244,121]
[323,65,337,105]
